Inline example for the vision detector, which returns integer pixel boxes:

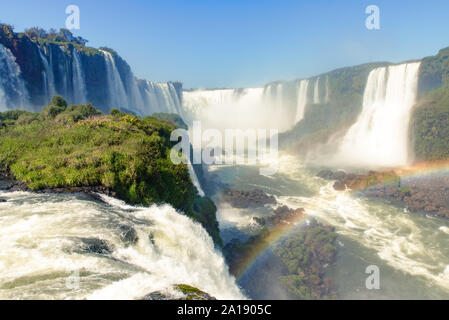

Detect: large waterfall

[295,80,309,123]
[101,50,129,110]
[0,44,28,110]
[183,86,298,132]
[0,39,184,115]
[337,62,421,167]
[0,191,244,300]
[72,50,87,104]
[313,77,320,104]
[139,81,184,116]
[39,48,56,105]
[100,50,184,117]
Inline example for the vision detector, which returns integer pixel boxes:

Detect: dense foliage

[413,47,449,161]
[0,97,221,245]
[274,225,337,300]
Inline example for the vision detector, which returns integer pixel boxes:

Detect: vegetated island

[0,96,221,247]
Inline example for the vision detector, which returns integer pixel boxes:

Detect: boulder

[118,225,139,246]
[79,238,112,255]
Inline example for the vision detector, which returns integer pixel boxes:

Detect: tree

[24,27,47,41]
[51,95,67,108]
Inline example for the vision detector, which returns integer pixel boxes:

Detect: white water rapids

[0,191,244,300]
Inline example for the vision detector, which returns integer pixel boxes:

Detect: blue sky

[1,0,449,88]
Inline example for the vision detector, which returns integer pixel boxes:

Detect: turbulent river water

[1,154,449,299]
[0,189,244,300]
[211,155,449,299]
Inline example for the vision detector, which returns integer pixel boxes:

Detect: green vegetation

[412,47,449,161]
[398,186,412,196]
[174,284,214,300]
[274,225,337,300]
[0,97,221,245]
[152,113,188,130]
[223,220,338,300]
[412,90,449,161]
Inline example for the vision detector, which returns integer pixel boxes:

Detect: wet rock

[268,206,305,225]
[323,168,449,220]
[79,238,112,255]
[222,188,276,208]
[118,225,139,246]
[143,284,216,300]
[142,292,169,300]
[333,180,346,191]
[317,169,346,181]
[316,169,334,180]
[253,216,266,226]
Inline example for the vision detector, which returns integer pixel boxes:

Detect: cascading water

[72,49,87,104]
[100,51,183,117]
[294,80,309,124]
[139,81,184,116]
[126,77,145,115]
[0,191,244,300]
[187,161,205,197]
[313,77,320,104]
[0,44,28,110]
[58,47,70,100]
[325,76,330,104]
[337,62,421,167]
[101,50,129,110]
[183,87,295,132]
[39,48,56,105]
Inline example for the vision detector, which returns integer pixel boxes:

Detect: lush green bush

[412,96,449,161]
[413,47,449,161]
[274,225,337,300]
[0,98,221,245]
[152,113,188,130]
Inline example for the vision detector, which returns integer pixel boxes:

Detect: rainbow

[229,212,307,280]
[395,160,449,179]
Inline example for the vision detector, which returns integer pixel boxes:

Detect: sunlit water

[0,191,244,300]
[210,154,449,299]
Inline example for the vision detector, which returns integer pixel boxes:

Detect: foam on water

[277,182,449,291]
[0,191,244,300]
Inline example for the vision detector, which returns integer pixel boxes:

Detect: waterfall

[295,80,309,123]
[337,62,421,167]
[313,77,320,104]
[139,81,184,117]
[187,160,205,196]
[0,44,28,110]
[0,191,244,300]
[325,76,330,104]
[275,83,283,111]
[127,77,145,115]
[39,48,56,104]
[58,47,70,100]
[72,49,87,104]
[1,42,184,116]
[101,50,129,110]
[159,82,182,115]
[183,86,296,132]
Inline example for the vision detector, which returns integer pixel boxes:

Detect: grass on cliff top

[0,97,222,246]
